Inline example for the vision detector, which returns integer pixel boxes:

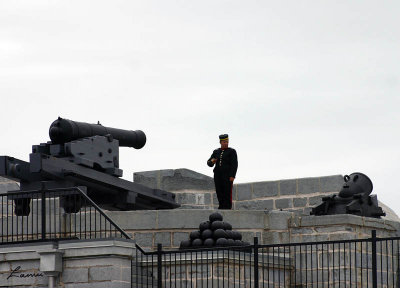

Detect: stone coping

[0,238,136,261]
[292,214,400,232]
[107,209,270,230]
[139,250,292,268]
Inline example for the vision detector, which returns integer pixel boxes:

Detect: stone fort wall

[133,168,344,215]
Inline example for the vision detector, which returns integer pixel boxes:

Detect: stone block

[265,211,291,230]
[288,208,304,215]
[134,169,215,191]
[0,271,40,286]
[0,182,19,193]
[219,210,267,229]
[302,207,312,215]
[89,266,116,281]
[0,262,10,272]
[300,215,364,227]
[235,183,252,201]
[162,169,215,191]
[108,210,157,230]
[262,231,290,244]
[241,231,255,243]
[62,268,89,283]
[293,197,307,208]
[176,193,196,205]
[179,204,209,209]
[173,232,189,247]
[308,195,323,206]
[235,199,274,210]
[275,198,292,209]
[65,257,128,268]
[157,210,211,229]
[320,175,343,192]
[364,218,396,231]
[298,177,320,194]
[302,234,329,242]
[134,233,153,247]
[203,193,212,205]
[133,170,159,189]
[212,193,218,206]
[279,179,297,196]
[154,232,171,247]
[329,233,356,241]
[119,267,131,283]
[315,226,354,233]
[291,228,314,235]
[253,181,278,198]
[11,260,39,271]
[65,283,121,288]
[3,251,39,261]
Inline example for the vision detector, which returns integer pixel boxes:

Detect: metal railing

[133,231,400,288]
[0,187,130,244]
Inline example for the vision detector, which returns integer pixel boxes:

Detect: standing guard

[207,134,238,209]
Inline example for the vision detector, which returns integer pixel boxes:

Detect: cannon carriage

[0,118,179,215]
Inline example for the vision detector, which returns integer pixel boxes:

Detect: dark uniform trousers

[207,147,238,210]
[214,171,233,209]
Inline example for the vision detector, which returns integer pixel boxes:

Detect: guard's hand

[211,158,217,164]
[229,177,235,182]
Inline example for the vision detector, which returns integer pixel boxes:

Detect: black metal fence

[133,231,400,288]
[0,187,130,244]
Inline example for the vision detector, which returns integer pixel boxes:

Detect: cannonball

[230,231,238,240]
[192,238,203,247]
[226,239,235,246]
[199,221,210,232]
[222,222,232,230]
[234,240,243,246]
[216,238,228,247]
[225,230,233,239]
[211,220,224,231]
[232,231,242,240]
[190,231,201,240]
[201,229,213,240]
[180,240,191,249]
[209,212,223,223]
[203,238,215,247]
[213,229,228,240]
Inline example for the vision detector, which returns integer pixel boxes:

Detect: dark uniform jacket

[207,148,238,178]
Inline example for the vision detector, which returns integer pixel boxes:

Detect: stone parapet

[0,239,135,288]
[108,209,270,249]
[288,214,400,243]
[133,169,345,215]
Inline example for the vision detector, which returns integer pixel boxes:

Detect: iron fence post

[371,230,377,288]
[157,243,162,288]
[41,187,46,240]
[254,237,259,288]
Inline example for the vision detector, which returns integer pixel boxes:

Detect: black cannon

[0,117,179,215]
[311,172,385,218]
[49,118,146,148]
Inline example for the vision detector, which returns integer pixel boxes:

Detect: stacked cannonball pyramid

[179,212,249,249]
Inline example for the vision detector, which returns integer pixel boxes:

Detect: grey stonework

[0,239,135,288]
[131,169,350,217]
[133,169,215,192]
[3,170,396,222]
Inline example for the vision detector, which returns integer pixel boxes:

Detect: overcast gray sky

[1,1,399,214]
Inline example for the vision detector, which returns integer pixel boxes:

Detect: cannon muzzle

[49,118,146,149]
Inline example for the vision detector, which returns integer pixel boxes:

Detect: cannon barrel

[49,118,146,149]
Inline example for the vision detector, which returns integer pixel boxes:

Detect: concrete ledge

[0,242,56,261]
[133,168,214,191]
[107,209,268,230]
[298,214,399,231]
